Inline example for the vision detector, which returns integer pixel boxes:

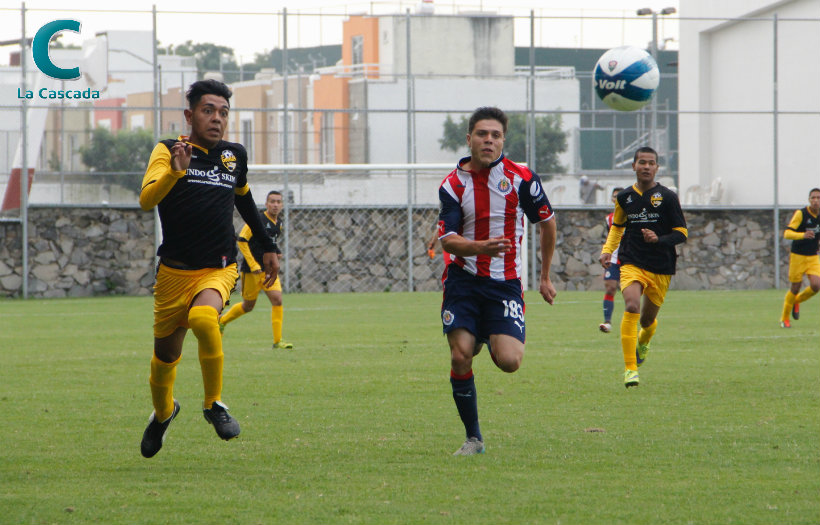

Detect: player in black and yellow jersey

[600,147,687,388]
[779,188,820,328]
[138,79,279,458]
[219,190,294,349]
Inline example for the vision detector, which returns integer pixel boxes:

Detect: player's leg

[448,328,484,455]
[781,281,801,327]
[793,266,820,309]
[619,268,643,387]
[266,277,292,349]
[635,272,668,367]
[486,334,524,373]
[601,275,618,333]
[142,327,185,458]
[219,272,259,329]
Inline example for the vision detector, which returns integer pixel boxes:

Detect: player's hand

[170,139,192,172]
[539,277,556,305]
[599,252,612,269]
[805,230,816,239]
[477,237,511,257]
[641,228,658,243]
[261,252,279,287]
[427,248,436,260]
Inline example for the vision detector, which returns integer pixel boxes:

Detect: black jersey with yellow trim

[150,138,249,268]
[787,207,820,256]
[613,183,687,275]
[239,211,282,273]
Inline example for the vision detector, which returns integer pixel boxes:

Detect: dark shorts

[441,264,526,343]
[604,261,620,282]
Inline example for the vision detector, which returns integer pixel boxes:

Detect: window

[321,112,335,163]
[351,35,363,65]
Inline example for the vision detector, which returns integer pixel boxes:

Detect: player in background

[600,147,687,388]
[438,106,557,455]
[138,79,279,458]
[600,187,624,333]
[779,187,820,328]
[219,190,293,349]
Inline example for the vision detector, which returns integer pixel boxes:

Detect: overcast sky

[0,1,680,65]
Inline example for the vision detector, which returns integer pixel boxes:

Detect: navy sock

[603,294,615,323]
[450,371,482,441]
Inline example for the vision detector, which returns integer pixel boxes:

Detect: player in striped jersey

[138,80,279,458]
[438,107,557,456]
[600,187,623,333]
[600,147,687,388]
[779,188,820,327]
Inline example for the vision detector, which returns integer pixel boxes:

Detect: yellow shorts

[619,264,671,307]
[240,272,282,301]
[788,253,820,283]
[153,263,238,338]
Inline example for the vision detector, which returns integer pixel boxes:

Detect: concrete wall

[678,0,820,206]
[0,206,802,298]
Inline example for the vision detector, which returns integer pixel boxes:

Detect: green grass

[1,290,818,524]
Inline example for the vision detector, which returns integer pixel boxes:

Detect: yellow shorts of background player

[153,263,239,338]
[788,253,820,283]
[619,264,671,307]
[240,272,282,301]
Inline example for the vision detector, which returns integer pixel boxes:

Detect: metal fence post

[283,7,290,293]
[20,2,28,299]
[772,14,780,288]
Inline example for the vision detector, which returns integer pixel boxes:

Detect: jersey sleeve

[519,171,554,224]
[139,142,186,210]
[784,210,804,240]
[438,178,463,240]
[234,144,251,196]
[237,224,261,272]
[602,201,625,254]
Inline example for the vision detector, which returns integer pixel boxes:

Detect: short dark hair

[186,79,232,109]
[468,106,507,134]
[809,188,820,196]
[267,190,282,198]
[613,187,624,194]
[633,146,658,163]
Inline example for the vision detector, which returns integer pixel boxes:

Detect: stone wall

[0,206,798,298]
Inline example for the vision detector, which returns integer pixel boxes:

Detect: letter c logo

[32,19,81,80]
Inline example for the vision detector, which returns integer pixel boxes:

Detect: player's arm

[600,201,625,267]
[236,224,262,273]
[647,194,688,245]
[437,185,510,257]
[139,141,190,211]
[235,187,279,285]
[784,210,810,240]
[538,216,557,304]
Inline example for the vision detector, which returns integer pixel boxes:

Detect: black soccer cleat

[141,400,180,458]
[792,303,800,320]
[203,401,240,440]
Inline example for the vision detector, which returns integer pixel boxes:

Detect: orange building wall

[342,15,380,74]
[312,74,350,164]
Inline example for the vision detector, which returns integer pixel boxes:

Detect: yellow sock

[795,287,817,304]
[149,354,180,422]
[272,305,283,343]
[188,305,223,409]
[219,302,246,326]
[782,291,797,322]
[621,312,640,371]
[638,319,658,345]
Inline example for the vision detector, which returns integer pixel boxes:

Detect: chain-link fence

[1,4,819,297]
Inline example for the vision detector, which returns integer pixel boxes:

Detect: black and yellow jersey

[140,136,276,268]
[785,207,820,255]
[603,183,688,275]
[238,211,282,273]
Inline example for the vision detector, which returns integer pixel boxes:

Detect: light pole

[637,7,676,152]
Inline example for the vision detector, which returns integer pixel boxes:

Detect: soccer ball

[593,46,659,111]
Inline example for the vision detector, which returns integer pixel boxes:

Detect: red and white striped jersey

[438,155,554,281]
[605,211,620,264]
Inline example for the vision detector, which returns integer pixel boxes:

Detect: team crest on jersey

[221,150,237,172]
[497,178,512,195]
[650,192,663,208]
[442,310,455,326]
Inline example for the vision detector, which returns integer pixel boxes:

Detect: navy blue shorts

[604,262,620,282]
[441,264,526,343]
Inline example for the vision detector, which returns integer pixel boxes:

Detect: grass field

[1,289,818,524]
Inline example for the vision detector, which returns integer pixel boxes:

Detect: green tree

[159,41,240,82]
[439,113,568,176]
[79,127,155,192]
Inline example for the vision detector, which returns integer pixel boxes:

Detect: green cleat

[624,369,639,388]
[218,322,226,334]
[272,341,294,349]
[636,342,650,367]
